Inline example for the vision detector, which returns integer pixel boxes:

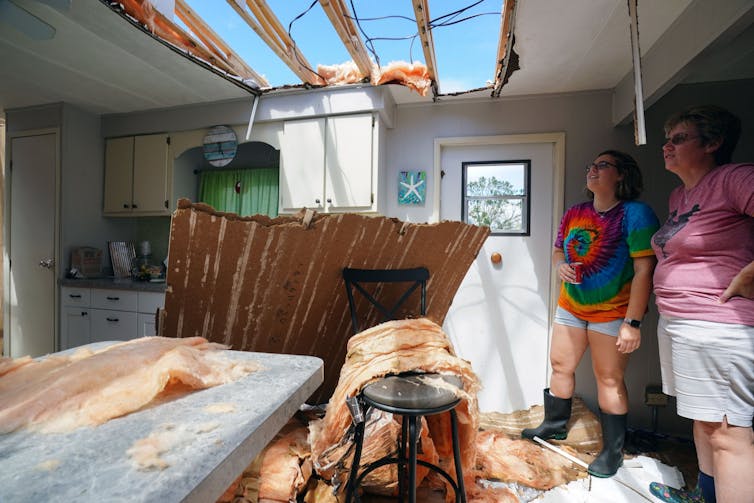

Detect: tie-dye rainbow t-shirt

[554,200,659,322]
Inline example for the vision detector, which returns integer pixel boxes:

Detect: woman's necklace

[593,200,620,217]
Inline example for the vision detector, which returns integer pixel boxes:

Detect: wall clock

[203,125,237,167]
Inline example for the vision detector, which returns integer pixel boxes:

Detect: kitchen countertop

[60,277,167,293]
[0,344,324,503]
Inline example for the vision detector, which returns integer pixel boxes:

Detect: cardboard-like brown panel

[161,199,490,403]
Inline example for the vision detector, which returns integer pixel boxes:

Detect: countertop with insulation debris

[0,344,323,503]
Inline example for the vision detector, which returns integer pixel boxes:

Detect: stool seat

[362,374,462,411]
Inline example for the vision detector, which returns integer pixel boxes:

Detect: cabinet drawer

[90,309,138,343]
[138,292,165,315]
[138,313,158,338]
[91,289,138,311]
[61,287,91,307]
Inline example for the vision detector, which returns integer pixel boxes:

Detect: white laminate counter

[0,345,324,502]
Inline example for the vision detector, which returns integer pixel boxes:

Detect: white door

[7,131,58,357]
[438,134,564,413]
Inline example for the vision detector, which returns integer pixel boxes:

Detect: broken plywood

[160,200,489,404]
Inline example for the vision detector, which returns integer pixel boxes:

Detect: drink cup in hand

[571,262,583,284]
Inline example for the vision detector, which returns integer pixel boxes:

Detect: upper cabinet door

[325,114,373,210]
[281,118,326,212]
[132,134,170,214]
[103,137,134,214]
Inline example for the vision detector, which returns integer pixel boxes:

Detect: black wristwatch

[624,318,641,328]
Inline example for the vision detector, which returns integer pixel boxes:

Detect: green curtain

[198,167,279,217]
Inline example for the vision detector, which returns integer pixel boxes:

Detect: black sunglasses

[585,161,617,172]
[665,133,702,145]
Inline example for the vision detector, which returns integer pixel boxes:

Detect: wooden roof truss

[118,0,519,98]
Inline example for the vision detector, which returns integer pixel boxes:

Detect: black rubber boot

[588,411,627,478]
[521,388,572,440]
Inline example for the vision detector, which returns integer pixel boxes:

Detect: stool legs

[407,416,419,503]
[345,420,365,503]
[345,409,467,503]
[449,409,467,502]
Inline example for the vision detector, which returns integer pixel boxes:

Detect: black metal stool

[344,373,467,503]
[341,267,467,502]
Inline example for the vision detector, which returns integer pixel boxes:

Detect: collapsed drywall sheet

[161,200,490,403]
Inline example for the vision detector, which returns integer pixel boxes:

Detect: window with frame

[462,160,531,235]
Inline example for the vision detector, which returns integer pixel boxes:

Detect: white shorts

[657,315,754,427]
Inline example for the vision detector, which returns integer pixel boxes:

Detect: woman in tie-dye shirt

[522,150,659,479]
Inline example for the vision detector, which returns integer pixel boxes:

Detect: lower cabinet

[60,286,165,350]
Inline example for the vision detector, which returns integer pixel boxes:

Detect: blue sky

[181,1,502,93]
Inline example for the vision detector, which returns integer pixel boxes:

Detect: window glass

[462,161,530,235]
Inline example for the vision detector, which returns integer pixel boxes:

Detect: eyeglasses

[585,161,617,172]
[665,133,701,145]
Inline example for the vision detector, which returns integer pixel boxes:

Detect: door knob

[39,258,55,269]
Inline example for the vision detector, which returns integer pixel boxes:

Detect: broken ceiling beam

[318,0,373,79]
[174,0,268,86]
[411,0,439,97]
[160,200,490,404]
[118,0,238,77]
[226,0,325,86]
[492,0,518,97]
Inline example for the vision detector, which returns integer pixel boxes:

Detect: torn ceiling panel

[103,0,519,100]
[160,200,490,404]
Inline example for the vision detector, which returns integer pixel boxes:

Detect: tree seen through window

[463,161,530,235]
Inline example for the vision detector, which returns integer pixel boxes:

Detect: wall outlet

[645,385,669,407]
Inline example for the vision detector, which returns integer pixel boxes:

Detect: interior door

[439,136,563,413]
[7,131,58,357]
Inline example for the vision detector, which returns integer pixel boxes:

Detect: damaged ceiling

[1,1,753,115]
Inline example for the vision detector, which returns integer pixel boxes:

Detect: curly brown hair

[585,150,643,201]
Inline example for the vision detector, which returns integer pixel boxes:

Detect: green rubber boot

[587,411,626,478]
[521,388,572,441]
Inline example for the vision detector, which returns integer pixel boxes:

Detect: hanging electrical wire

[287,0,327,84]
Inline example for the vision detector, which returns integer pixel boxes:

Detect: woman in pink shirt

[650,105,754,503]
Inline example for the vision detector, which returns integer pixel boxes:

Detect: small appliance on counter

[131,241,165,282]
[69,247,103,278]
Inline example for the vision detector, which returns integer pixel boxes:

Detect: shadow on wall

[0,113,5,352]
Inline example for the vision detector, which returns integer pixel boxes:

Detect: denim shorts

[553,306,623,337]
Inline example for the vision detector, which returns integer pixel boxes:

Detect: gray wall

[8,79,752,436]
[384,79,754,437]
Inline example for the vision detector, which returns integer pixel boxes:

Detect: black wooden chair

[342,267,467,503]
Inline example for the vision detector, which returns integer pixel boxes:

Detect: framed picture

[398,170,426,206]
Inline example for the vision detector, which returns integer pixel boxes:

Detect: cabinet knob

[106,296,120,301]
[123,203,129,209]
[132,204,138,209]
[69,294,82,299]
[326,198,332,204]
[106,317,120,322]
[315,199,321,204]
[81,311,88,317]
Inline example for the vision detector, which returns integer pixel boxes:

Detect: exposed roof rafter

[225,0,324,86]
[175,0,267,86]
[492,0,518,98]
[318,0,373,79]
[411,0,439,98]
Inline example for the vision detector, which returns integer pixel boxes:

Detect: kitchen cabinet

[280,113,378,213]
[104,134,172,216]
[60,286,164,349]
